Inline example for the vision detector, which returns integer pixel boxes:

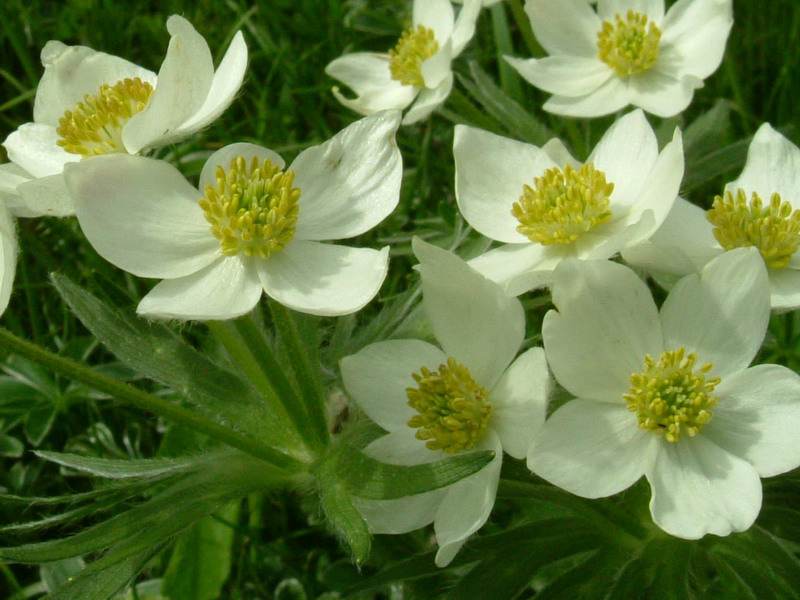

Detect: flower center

[199,156,300,259]
[597,10,661,77]
[388,25,440,87]
[512,163,614,245]
[56,78,154,157]
[706,188,800,270]
[406,357,492,454]
[624,348,719,443]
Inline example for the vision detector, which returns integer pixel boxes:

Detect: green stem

[491,2,524,104]
[0,561,24,600]
[507,0,542,58]
[0,327,306,472]
[269,300,330,448]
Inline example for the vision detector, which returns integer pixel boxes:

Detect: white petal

[434,431,502,567]
[326,53,417,115]
[33,40,155,127]
[454,125,555,243]
[14,174,75,218]
[173,31,248,136]
[768,268,800,312]
[468,242,571,295]
[420,40,452,90]
[290,111,402,240]
[414,0,454,45]
[727,123,800,203]
[541,138,580,169]
[528,0,602,57]
[0,205,17,316]
[66,154,218,279]
[647,197,720,270]
[705,365,800,478]
[628,70,701,118]
[646,436,761,539]
[544,259,662,401]
[354,490,446,534]
[123,16,215,153]
[505,55,612,97]
[199,143,284,191]
[3,123,78,178]
[543,77,631,117]
[660,0,733,79]
[451,0,483,56]
[490,347,551,459]
[257,241,389,316]
[413,238,524,390]
[340,339,447,433]
[137,256,262,320]
[363,426,442,465]
[589,110,658,215]
[659,248,769,378]
[402,72,453,125]
[598,0,664,23]
[0,163,31,193]
[527,400,653,498]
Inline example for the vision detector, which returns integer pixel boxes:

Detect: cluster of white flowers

[2,0,799,573]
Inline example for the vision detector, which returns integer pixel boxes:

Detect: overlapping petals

[529,249,800,539]
[507,0,733,117]
[455,109,683,294]
[65,111,402,319]
[340,238,549,566]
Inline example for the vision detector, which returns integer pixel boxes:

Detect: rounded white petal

[290,111,402,240]
[257,241,389,316]
[528,0,602,57]
[33,40,155,127]
[66,154,218,279]
[123,15,214,153]
[0,205,17,316]
[454,125,555,243]
[450,0,483,56]
[3,123,78,178]
[434,431,502,567]
[628,70,701,118]
[340,339,447,433]
[727,123,800,203]
[768,268,800,312]
[544,259,662,402]
[172,31,248,136]
[705,365,800,478]
[420,40,452,90]
[402,72,453,125]
[413,238,524,390]
[489,347,551,459]
[199,143,284,191]
[414,0,454,45]
[646,435,762,539]
[468,242,571,295]
[589,110,658,215]
[660,0,733,79]
[527,400,653,498]
[659,248,770,378]
[15,174,75,218]
[354,490,446,535]
[542,77,631,117]
[541,138,580,169]
[326,53,417,115]
[598,0,665,23]
[137,256,262,321]
[363,426,442,465]
[505,55,612,97]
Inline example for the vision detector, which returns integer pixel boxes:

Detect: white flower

[454,109,683,295]
[507,0,733,117]
[529,249,800,539]
[452,0,502,7]
[2,15,247,216]
[325,0,482,125]
[340,238,550,566]
[624,123,800,311]
[0,166,20,315]
[63,111,403,320]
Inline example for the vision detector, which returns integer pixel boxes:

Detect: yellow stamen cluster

[624,348,719,443]
[597,10,661,77]
[707,188,800,269]
[512,163,614,245]
[406,357,492,454]
[389,25,440,87]
[199,156,300,259]
[56,78,153,157]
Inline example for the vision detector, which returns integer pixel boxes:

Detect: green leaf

[161,501,240,600]
[25,404,58,446]
[683,99,732,160]
[682,137,751,193]
[320,481,371,565]
[325,442,494,500]
[40,557,85,594]
[34,450,221,479]
[0,433,23,457]
[51,275,294,446]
